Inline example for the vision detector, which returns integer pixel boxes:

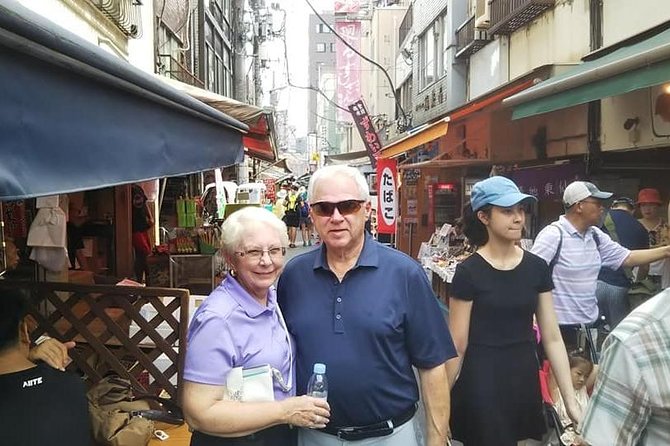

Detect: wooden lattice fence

[0,281,189,399]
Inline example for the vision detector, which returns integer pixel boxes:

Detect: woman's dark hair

[462,201,491,247]
[0,289,30,352]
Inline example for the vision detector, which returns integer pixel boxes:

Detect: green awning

[505,27,670,120]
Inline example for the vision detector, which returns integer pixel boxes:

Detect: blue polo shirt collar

[223,275,276,318]
[313,233,379,271]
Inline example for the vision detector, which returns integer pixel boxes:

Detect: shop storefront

[0,0,248,398]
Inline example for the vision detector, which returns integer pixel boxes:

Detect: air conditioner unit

[475,0,490,29]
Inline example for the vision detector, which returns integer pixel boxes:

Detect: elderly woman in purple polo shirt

[182,207,330,446]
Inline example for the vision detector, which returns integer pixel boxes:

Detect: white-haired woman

[182,206,330,446]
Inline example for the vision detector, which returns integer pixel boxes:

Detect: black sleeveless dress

[450,251,553,446]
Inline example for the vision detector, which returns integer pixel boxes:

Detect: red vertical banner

[335,21,361,122]
[376,158,397,235]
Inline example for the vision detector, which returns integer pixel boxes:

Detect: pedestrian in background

[447,176,580,446]
[530,181,670,354]
[636,188,669,289]
[284,185,301,248]
[596,197,649,329]
[278,165,455,446]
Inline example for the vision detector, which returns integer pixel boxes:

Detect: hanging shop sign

[336,20,361,121]
[376,158,397,235]
[349,99,382,167]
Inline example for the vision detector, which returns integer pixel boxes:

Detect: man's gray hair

[220,206,289,255]
[308,165,370,203]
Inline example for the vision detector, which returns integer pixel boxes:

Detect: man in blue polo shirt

[278,165,456,446]
[531,181,670,353]
[596,197,649,329]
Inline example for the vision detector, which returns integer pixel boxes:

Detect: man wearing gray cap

[531,181,670,353]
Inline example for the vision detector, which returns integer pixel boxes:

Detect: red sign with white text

[376,158,397,235]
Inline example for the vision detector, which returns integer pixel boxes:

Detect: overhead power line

[303,0,410,131]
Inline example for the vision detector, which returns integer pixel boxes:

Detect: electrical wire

[303,0,409,127]
[277,9,351,114]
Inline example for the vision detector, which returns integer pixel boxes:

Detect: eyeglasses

[311,200,365,217]
[234,247,286,261]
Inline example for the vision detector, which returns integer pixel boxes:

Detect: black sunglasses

[311,200,365,217]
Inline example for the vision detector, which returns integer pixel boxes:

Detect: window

[330,43,336,52]
[419,25,436,89]
[316,23,330,33]
[316,43,326,52]
[204,20,232,95]
[442,12,449,75]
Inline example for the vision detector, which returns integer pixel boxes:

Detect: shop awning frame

[504,26,670,120]
[158,76,278,162]
[0,0,247,200]
[380,118,450,159]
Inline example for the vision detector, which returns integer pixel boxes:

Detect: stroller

[538,360,583,446]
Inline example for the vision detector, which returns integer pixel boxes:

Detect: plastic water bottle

[306,363,328,399]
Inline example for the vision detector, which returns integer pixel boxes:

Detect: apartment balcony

[88,0,143,38]
[455,15,491,59]
[157,54,204,89]
[489,0,555,35]
[398,4,413,48]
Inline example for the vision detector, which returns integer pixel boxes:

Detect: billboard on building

[336,20,361,121]
[334,0,362,14]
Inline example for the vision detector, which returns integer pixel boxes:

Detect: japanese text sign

[336,21,361,121]
[349,99,382,167]
[376,158,397,235]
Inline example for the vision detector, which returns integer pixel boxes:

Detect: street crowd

[1,166,669,446]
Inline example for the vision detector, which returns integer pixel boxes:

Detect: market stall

[418,222,474,304]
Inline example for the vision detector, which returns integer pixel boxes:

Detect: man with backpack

[531,181,670,353]
[284,184,302,248]
[596,197,649,329]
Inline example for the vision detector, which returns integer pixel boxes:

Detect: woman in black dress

[447,176,580,446]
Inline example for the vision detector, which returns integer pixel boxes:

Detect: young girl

[553,355,593,429]
[447,176,581,446]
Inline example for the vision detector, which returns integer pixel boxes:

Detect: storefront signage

[376,158,397,234]
[336,21,361,121]
[403,169,420,186]
[406,199,417,216]
[349,99,382,167]
[510,163,583,200]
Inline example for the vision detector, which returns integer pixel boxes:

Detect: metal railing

[455,15,490,59]
[157,54,205,88]
[88,0,143,38]
[489,0,555,35]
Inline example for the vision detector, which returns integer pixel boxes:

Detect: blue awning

[0,0,247,200]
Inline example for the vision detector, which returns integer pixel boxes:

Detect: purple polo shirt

[183,276,295,400]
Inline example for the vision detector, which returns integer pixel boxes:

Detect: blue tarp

[0,0,247,200]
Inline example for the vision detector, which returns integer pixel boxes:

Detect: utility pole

[232,0,247,102]
[250,0,264,106]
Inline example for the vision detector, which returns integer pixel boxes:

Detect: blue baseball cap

[470,176,536,212]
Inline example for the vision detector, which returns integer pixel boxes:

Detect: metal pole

[232,0,247,101]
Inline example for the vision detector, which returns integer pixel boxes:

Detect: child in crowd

[552,354,594,445]
[554,355,593,425]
